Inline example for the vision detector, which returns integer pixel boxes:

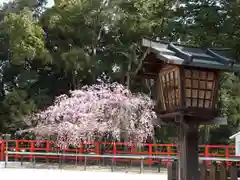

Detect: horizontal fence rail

[6,151,240,162]
[0,140,237,167]
[5,151,149,173]
[5,151,240,174]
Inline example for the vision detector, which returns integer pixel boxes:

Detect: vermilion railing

[0,140,236,166]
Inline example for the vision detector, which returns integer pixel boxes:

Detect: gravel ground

[2,162,240,180]
[0,161,168,180]
[0,161,168,174]
[0,168,168,180]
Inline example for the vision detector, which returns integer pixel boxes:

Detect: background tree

[0,0,239,145]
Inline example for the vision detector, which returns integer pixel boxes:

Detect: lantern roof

[137,37,240,78]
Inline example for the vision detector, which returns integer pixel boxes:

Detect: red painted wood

[0,139,236,167]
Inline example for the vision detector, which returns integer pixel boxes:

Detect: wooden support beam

[200,164,207,180]
[230,163,238,180]
[209,165,216,180]
[168,160,178,180]
[178,122,199,180]
[219,165,226,180]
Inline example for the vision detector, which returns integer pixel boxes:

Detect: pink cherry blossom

[24,82,157,148]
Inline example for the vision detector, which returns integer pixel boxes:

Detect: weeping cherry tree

[24,82,157,148]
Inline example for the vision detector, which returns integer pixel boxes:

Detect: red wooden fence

[0,140,236,166]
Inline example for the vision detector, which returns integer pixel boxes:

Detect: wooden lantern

[137,37,240,123]
[136,37,240,180]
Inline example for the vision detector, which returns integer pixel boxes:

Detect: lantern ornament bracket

[167,43,193,64]
[206,48,235,65]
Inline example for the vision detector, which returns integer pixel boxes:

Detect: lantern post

[136,37,240,180]
[3,133,11,168]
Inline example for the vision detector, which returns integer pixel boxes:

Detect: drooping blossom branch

[24,82,157,148]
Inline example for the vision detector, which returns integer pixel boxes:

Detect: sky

[0,0,54,7]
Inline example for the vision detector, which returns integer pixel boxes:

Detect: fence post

[111,157,114,172]
[130,143,134,153]
[209,164,216,180]
[140,157,144,174]
[15,140,19,161]
[205,145,209,166]
[113,142,116,164]
[30,141,34,161]
[130,143,134,167]
[113,142,116,155]
[219,164,226,180]
[62,149,65,166]
[58,149,62,169]
[79,143,83,161]
[4,138,9,168]
[21,154,23,166]
[33,156,36,168]
[200,163,206,180]
[0,140,4,161]
[95,142,100,163]
[167,144,171,155]
[229,162,238,180]
[166,144,172,167]
[46,141,50,164]
[168,160,177,180]
[84,156,87,170]
[95,142,99,154]
[226,147,229,169]
[148,144,152,167]
[158,159,161,173]
[75,149,78,167]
